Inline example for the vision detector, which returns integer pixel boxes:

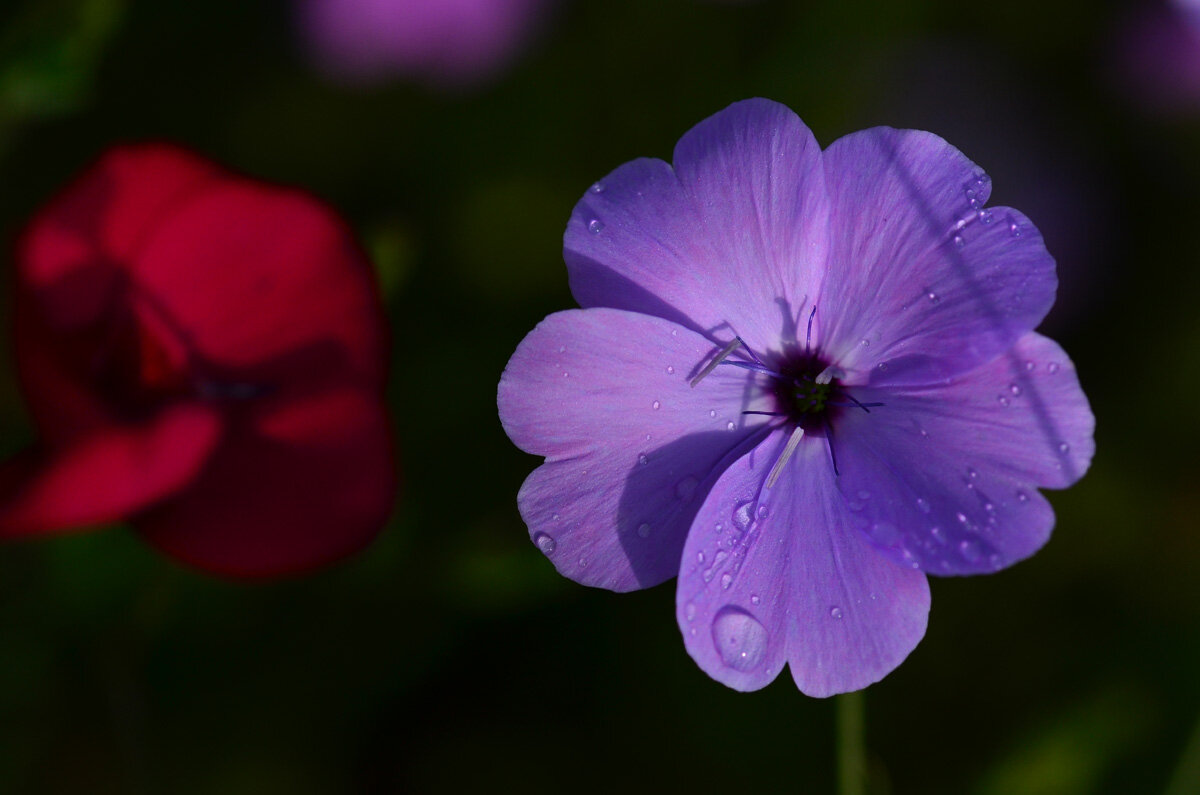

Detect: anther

[766,426,805,489]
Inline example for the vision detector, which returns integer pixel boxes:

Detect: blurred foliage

[0,0,1193,793]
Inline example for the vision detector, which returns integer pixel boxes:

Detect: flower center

[774,354,837,427]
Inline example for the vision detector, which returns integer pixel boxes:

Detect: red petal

[129,180,386,387]
[0,404,222,535]
[135,387,395,578]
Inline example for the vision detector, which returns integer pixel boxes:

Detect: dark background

[0,0,1189,792]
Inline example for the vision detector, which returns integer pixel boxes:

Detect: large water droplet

[685,602,696,621]
[726,421,736,431]
[534,533,557,555]
[587,219,604,234]
[756,505,770,520]
[750,594,761,605]
[666,365,675,375]
[637,523,651,538]
[732,501,753,532]
[638,453,649,466]
[711,606,768,672]
[709,409,717,418]
[952,234,965,249]
[978,208,995,225]
[652,400,661,410]
[720,573,733,590]
[830,606,844,620]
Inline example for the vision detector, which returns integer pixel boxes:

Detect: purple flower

[298,0,550,87]
[498,99,1094,696]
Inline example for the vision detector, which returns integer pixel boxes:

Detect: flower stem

[837,690,866,795]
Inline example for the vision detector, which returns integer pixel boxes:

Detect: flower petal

[818,127,1057,385]
[833,332,1095,575]
[0,404,222,535]
[498,308,770,591]
[564,98,829,356]
[129,180,385,385]
[677,429,930,696]
[136,387,395,578]
[17,144,219,330]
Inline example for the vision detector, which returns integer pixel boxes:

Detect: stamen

[829,397,884,412]
[766,426,805,489]
[805,305,817,353]
[815,365,839,385]
[719,361,783,378]
[734,335,767,367]
[742,410,787,416]
[690,337,744,387]
[823,417,840,476]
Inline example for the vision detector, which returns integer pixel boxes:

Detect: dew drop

[697,551,705,564]
[726,421,736,431]
[590,182,604,193]
[830,606,844,620]
[956,512,969,525]
[988,553,1003,569]
[967,467,978,480]
[1016,490,1029,502]
[978,208,995,225]
[1008,218,1022,237]
[860,338,870,348]
[998,395,1010,407]
[1009,384,1022,396]
[685,602,696,621]
[666,365,675,375]
[578,556,588,568]
[877,361,889,372]
[959,539,982,562]
[1058,442,1070,453]
[533,533,557,555]
[917,497,931,513]
[675,477,699,500]
[720,573,733,590]
[756,505,770,520]
[930,526,946,544]
[638,453,649,466]
[637,523,651,538]
[750,594,761,605]
[927,291,940,303]
[732,502,753,532]
[709,409,717,418]
[652,400,661,410]
[587,219,604,234]
[711,607,768,672]
[1047,362,1060,374]
[1024,360,1036,372]
[952,234,965,249]
[645,433,652,442]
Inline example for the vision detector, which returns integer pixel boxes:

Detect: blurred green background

[0,0,1186,792]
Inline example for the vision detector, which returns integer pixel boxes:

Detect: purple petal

[498,309,770,591]
[677,429,930,696]
[833,332,1095,575]
[564,98,829,356]
[817,127,1057,385]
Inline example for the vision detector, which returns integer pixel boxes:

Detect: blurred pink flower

[299,0,551,87]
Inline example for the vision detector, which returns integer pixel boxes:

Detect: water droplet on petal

[750,594,761,605]
[978,208,994,225]
[534,533,557,555]
[666,365,675,375]
[638,453,649,466]
[830,606,844,620]
[720,573,733,590]
[988,553,1003,569]
[956,512,969,524]
[685,602,696,621]
[916,497,931,514]
[1016,490,1029,502]
[587,219,604,234]
[590,182,604,193]
[967,467,978,479]
[675,477,698,500]
[1058,442,1070,453]
[959,539,982,562]
[552,513,560,522]
[726,421,736,431]
[652,400,661,410]
[711,606,768,672]
[1009,384,1022,396]
[709,409,717,418]
[998,395,1010,407]
[877,361,889,372]
[637,523,651,538]
[952,234,965,249]
[756,505,770,520]
[1024,360,1036,372]
[930,526,946,544]
[927,291,940,303]
[697,551,705,564]
[860,338,870,348]
[732,502,753,532]
[645,433,652,442]
[1047,362,1060,374]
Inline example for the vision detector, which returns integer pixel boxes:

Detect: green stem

[837,690,866,795]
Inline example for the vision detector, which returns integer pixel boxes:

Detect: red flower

[0,144,395,577]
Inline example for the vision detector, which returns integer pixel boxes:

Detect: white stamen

[815,365,840,385]
[766,426,805,489]
[690,338,743,388]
